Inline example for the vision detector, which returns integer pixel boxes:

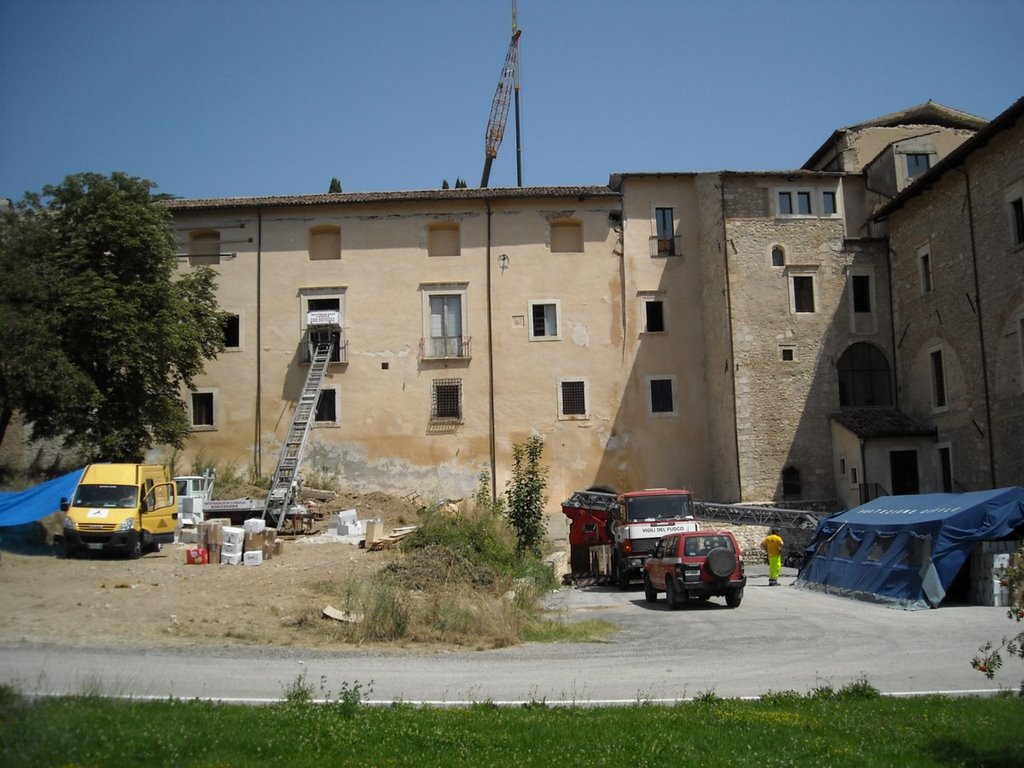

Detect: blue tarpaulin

[0,468,85,527]
[795,487,1024,609]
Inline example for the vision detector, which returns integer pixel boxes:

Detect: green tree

[0,172,226,462]
[328,177,342,193]
[971,544,1024,693]
[505,435,548,556]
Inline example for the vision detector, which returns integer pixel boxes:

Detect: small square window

[780,345,795,362]
[649,377,675,415]
[431,379,462,422]
[906,153,931,179]
[529,301,560,340]
[558,378,588,419]
[644,299,665,333]
[191,392,214,428]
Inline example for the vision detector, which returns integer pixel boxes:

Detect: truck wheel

[128,533,142,560]
[665,580,680,610]
[643,574,657,603]
[707,547,736,579]
[726,587,743,608]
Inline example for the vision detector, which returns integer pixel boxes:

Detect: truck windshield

[625,494,693,522]
[73,484,137,509]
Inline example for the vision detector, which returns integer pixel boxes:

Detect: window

[309,226,341,261]
[780,345,796,362]
[428,223,460,257]
[648,376,676,415]
[528,300,560,340]
[789,272,816,314]
[558,377,588,419]
[1007,185,1024,247]
[643,298,665,333]
[837,343,892,407]
[189,230,221,266]
[929,347,947,410]
[427,294,465,358]
[918,245,933,294]
[822,190,838,216]
[315,388,338,424]
[306,295,345,363]
[431,379,462,422]
[653,207,677,256]
[550,220,583,253]
[771,245,786,267]
[223,314,240,349]
[782,466,801,499]
[938,444,953,493]
[852,275,872,313]
[906,153,931,179]
[190,391,214,428]
[777,190,813,216]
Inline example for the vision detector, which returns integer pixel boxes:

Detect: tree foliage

[328,177,342,193]
[971,544,1024,694]
[0,172,226,462]
[505,435,548,556]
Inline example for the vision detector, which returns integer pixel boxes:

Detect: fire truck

[562,487,699,588]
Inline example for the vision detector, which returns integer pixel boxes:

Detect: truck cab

[611,489,698,588]
[62,464,178,559]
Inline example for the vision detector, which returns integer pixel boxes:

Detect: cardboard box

[244,530,266,552]
[221,551,242,565]
[207,542,222,564]
[186,547,209,565]
[262,541,273,560]
[199,520,224,546]
[178,527,199,544]
[365,518,384,546]
[243,550,263,566]
[273,539,284,556]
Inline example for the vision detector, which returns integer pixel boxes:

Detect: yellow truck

[61,464,178,559]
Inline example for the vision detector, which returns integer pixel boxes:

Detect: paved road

[0,567,1016,704]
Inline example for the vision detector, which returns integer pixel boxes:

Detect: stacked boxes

[243,518,265,565]
[221,525,244,565]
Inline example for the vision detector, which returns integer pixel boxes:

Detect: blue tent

[0,468,85,528]
[795,487,1024,610]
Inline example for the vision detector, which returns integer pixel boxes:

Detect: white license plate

[86,543,104,550]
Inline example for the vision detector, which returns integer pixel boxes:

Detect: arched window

[837,343,892,407]
[771,245,786,267]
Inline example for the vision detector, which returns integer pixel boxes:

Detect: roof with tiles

[829,408,937,438]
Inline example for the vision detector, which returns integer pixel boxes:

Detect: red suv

[642,530,746,608]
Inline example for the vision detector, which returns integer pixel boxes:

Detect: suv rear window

[683,535,734,557]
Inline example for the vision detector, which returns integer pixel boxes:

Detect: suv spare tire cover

[706,547,736,579]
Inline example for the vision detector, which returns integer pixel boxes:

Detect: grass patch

[2,684,1023,766]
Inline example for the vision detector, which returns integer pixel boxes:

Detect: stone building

[7,98,1020,512]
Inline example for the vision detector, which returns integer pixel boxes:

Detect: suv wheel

[726,587,743,608]
[665,579,680,610]
[706,547,736,579]
[643,574,657,603]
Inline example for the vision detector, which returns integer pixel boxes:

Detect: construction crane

[480,3,522,188]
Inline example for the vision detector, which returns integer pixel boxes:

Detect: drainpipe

[255,209,263,477]
[951,166,997,488]
[719,176,742,500]
[485,199,497,499]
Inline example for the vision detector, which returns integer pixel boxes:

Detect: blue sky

[1,0,1021,201]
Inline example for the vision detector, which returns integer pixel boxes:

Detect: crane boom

[480,20,521,188]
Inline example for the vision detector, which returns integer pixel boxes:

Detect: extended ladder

[263,312,341,529]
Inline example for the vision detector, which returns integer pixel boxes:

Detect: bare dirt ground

[0,490,423,650]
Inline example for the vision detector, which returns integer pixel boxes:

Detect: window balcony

[649,236,682,257]
[420,336,471,362]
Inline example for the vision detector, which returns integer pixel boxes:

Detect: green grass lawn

[2,684,1023,767]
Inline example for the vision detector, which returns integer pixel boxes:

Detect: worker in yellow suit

[761,528,784,586]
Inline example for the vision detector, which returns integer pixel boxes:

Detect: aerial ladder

[262,310,341,529]
[480,3,522,188]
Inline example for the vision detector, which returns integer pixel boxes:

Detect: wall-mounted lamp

[498,253,509,272]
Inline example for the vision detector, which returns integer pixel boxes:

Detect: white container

[243,518,266,534]
[222,526,245,546]
[243,550,263,566]
[221,552,242,565]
